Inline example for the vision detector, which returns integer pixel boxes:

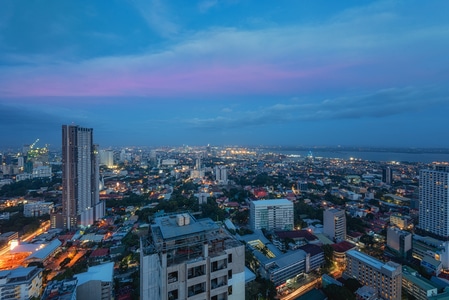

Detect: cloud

[198,0,218,13]
[0,0,448,99]
[132,0,179,38]
[183,86,449,130]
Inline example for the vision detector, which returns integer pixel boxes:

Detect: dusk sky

[1,0,449,149]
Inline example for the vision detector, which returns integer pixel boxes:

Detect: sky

[1,0,449,149]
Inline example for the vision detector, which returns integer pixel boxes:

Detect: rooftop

[75,262,114,286]
[251,199,292,207]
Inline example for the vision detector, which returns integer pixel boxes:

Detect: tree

[323,284,355,300]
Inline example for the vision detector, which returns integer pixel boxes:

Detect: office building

[0,266,43,300]
[418,164,449,239]
[344,250,402,300]
[323,208,346,242]
[250,199,294,231]
[386,227,412,258]
[140,212,245,300]
[60,125,104,230]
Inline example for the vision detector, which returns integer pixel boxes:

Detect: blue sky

[1,0,449,148]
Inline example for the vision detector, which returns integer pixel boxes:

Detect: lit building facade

[23,201,54,217]
[61,125,104,230]
[418,164,449,239]
[323,208,346,242]
[250,199,294,231]
[0,266,43,300]
[140,213,245,300]
[344,250,402,300]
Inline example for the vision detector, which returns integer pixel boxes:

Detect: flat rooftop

[347,249,384,270]
[251,199,292,207]
[153,214,219,240]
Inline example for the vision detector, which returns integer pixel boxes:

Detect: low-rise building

[0,266,43,300]
[24,201,54,217]
[402,266,438,300]
[41,278,78,300]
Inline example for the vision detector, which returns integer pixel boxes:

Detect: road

[280,278,321,300]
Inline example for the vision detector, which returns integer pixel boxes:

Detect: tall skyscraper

[418,164,449,239]
[61,125,104,230]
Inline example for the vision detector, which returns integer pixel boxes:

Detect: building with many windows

[418,164,449,239]
[0,266,43,300]
[140,212,245,300]
[323,208,346,242]
[344,250,402,300]
[250,199,294,231]
[24,201,54,217]
[57,125,104,230]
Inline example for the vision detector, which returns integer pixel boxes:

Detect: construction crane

[30,138,39,149]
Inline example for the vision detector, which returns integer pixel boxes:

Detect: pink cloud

[0,61,349,99]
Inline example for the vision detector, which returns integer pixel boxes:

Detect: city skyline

[1,0,449,148]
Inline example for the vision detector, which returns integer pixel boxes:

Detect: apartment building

[250,199,294,231]
[140,212,245,300]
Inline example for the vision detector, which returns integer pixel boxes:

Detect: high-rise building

[60,125,104,230]
[215,166,228,184]
[250,199,294,231]
[323,208,346,242]
[140,212,245,300]
[382,167,393,185]
[344,250,402,300]
[99,149,114,168]
[418,164,449,239]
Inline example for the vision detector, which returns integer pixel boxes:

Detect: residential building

[140,212,245,300]
[390,213,412,230]
[418,164,449,239]
[24,201,54,217]
[215,166,228,184]
[0,266,43,300]
[323,208,346,242]
[250,199,294,231]
[99,150,114,168]
[59,125,104,230]
[344,249,402,300]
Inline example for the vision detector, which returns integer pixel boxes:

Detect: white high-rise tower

[419,164,449,239]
